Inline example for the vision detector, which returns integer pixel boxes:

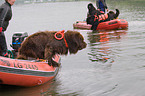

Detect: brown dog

[17,30,87,67]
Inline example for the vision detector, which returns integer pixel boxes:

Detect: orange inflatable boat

[0,54,60,87]
[73,19,128,30]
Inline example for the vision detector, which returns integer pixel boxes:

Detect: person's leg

[91,20,99,30]
[0,32,8,56]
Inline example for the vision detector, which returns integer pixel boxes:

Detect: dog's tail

[114,9,120,19]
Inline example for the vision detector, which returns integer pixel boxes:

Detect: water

[0,0,145,96]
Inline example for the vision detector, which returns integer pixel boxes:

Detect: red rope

[54,30,68,48]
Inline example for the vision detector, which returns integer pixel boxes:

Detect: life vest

[94,14,108,22]
[95,9,104,15]
[100,11,105,14]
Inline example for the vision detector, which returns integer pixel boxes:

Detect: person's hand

[104,6,108,9]
[0,27,2,32]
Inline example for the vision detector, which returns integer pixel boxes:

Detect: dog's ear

[108,11,115,20]
[65,31,78,54]
[109,11,114,14]
[114,9,120,19]
[65,31,86,54]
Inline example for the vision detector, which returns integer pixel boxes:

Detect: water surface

[0,0,145,96]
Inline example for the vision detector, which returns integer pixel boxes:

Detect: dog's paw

[52,61,60,67]
[48,62,52,66]
[48,61,52,66]
[48,60,60,67]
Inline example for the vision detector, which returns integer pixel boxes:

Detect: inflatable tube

[73,19,128,30]
[0,54,60,87]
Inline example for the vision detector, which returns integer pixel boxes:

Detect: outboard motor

[11,32,28,58]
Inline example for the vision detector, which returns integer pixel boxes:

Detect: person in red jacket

[0,0,15,56]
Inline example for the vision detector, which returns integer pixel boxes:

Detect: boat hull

[0,54,60,87]
[73,19,128,30]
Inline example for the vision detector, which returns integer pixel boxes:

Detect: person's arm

[0,7,8,32]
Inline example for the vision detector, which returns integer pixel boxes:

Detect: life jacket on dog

[94,14,108,22]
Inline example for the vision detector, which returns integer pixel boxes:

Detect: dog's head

[65,30,87,54]
[87,3,97,15]
[108,9,120,20]
[88,3,94,10]
[108,11,115,20]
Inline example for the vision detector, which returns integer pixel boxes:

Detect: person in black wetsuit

[0,0,15,56]
[96,0,108,13]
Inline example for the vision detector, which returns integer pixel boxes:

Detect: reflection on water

[0,79,60,96]
[87,30,127,64]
